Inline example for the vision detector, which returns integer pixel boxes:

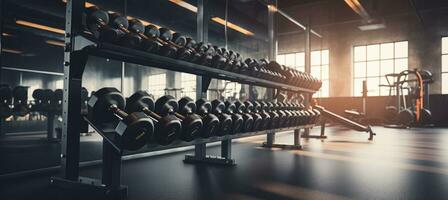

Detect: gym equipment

[195,99,220,138]
[157,96,203,141]
[243,101,263,131]
[85,6,119,42]
[107,12,143,49]
[88,88,154,150]
[234,100,254,132]
[211,99,233,136]
[223,101,244,134]
[261,101,278,129]
[382,69,433,127]
[0,85,13,119]
[314,105,375,140]
[12,86,29,116]
[252,101,271,130]
[32,89,55,112]
[126,91,182,145]
[126,19,163,53]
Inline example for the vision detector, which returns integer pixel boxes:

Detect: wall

[277,0,448,97]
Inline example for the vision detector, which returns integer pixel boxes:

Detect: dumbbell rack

[51,0,320,199]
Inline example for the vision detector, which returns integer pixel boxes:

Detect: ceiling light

[45,40,65,47]
[169,0,252,37]
[2,48,22,54]
[16,20,65,35]
[344,0,370,19]
[61,0,95,8]
[358,22,386,31]
[168,0,198,13]
[211,17,254,36]
[2,33,13,37]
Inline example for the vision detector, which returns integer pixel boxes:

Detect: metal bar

[61,0,86,181]
[1,66,64,76]
[0,0,3,83]
[304,20,311,136]
[102,140,122,190]
[293,129,301,146]
[221,139,232,159]
[86,42,316,93]
[194,0,209,158]
[265,0,277,146]
[259,0,322,38]
[320,119,326,137]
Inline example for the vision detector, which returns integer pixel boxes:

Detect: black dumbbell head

[234,100,254,132]
[144,25,160,38]
[225,101,244,134]
[195,99,220,138]
[155,95,178,115]
[128,18,145,33]
[127,91,181,146]
[158,27,173,42]
[88,87,126,124]
[172,32,187,47]
[0,86,12,103]
[211,99,233,136]
[177,97,203,141]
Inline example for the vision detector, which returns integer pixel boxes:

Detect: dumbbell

[13,86,29,116]
[159,29,197,60]
[125,19,164,53]
[81,87,89,114]
[32,89,53,112]
[88,88,154,150]
[210,99,233,136]
[242,101,263,131]
[126,91,182,145]
[233,101,254,132]
[261,101,279,129]
[161,96,205,142]
[106,12,147,49]
[195,99,220,138]
[268,102,287,128]
[0,85,13,119]
[51,89,63,113]
[85,6,122,43]
[224,101,244,134]
[252,101,271,130]
[278,102,295,127]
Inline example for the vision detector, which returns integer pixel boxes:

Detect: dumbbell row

[88,87,320,151]
[0,86,90,119]
[84,7,322,91]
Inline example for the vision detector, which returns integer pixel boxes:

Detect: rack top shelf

[76,35,317,94]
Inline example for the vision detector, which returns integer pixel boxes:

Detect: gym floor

[1,126,448,200]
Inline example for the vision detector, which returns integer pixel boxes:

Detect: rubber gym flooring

[1,126,448,200]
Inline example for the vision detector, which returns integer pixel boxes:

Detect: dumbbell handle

[174,112,186,120]
[141,107,163,122]
[109,104,128,119]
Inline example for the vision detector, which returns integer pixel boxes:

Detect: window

[353,41,408,96]
[442,37,448,94]
[311,50,329,97]
[222,81,242,100]
[277,52,305,71]
[278,50,329,97]
[147,73,166,98]
[181,73,197,99]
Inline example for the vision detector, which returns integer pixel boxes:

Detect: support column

[193,0,208,159]
[303,20,312,137]
[60,0,86,181]
[265,0,277,147]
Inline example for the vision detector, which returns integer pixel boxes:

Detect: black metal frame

[49,0,319,199]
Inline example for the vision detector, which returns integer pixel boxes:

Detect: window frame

[352,41,408,97]
[277,50,329,97]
